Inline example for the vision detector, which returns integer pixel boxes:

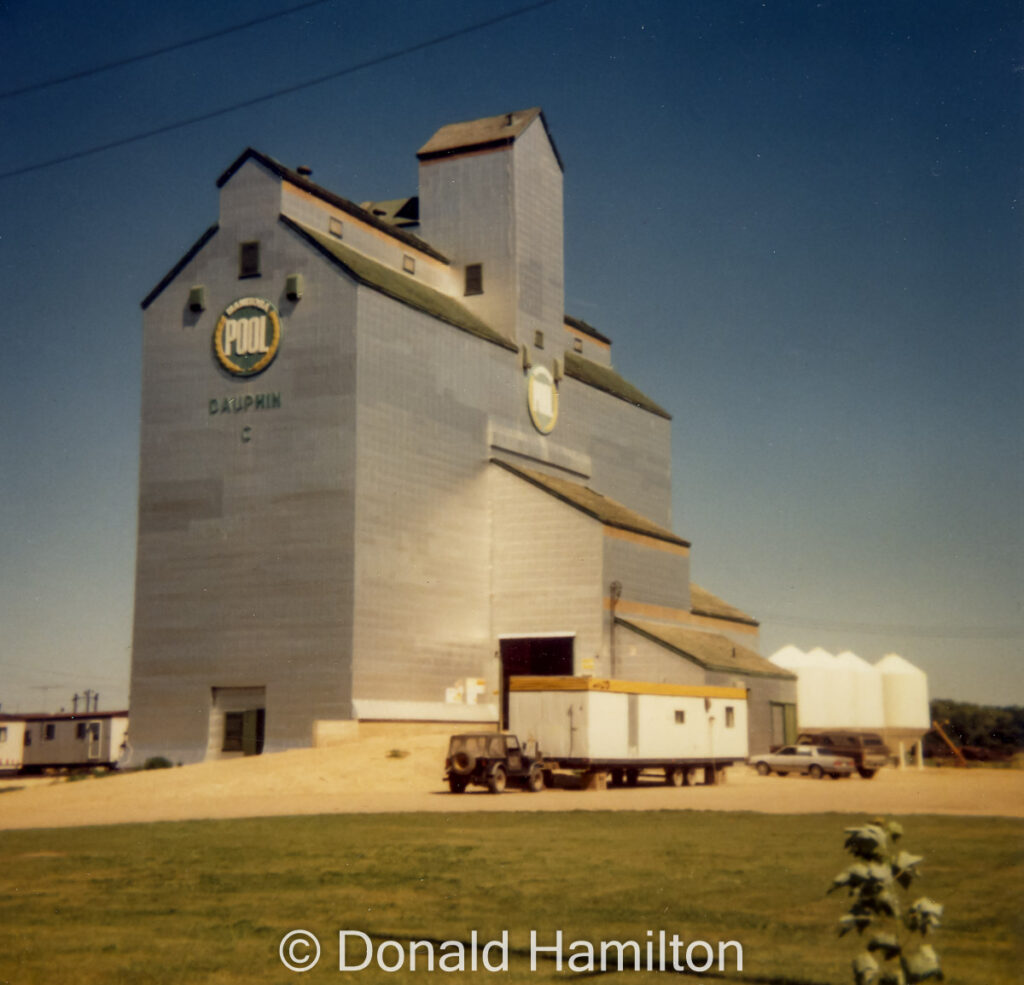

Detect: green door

[241,708,265,756]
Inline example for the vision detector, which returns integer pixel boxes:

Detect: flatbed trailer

[509,676,748,788]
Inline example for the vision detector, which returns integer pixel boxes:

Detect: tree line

[925,699,1024,759]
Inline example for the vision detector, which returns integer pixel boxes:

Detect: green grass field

[1,811,1020,984]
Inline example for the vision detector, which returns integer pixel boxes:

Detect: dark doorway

[499,636,574,727]
[223,708,266,755]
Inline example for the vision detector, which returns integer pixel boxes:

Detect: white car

[751,744,856,779]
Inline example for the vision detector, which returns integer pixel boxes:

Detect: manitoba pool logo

[213,297,281,377]
[527,364,558,434]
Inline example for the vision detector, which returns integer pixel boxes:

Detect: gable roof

[689,583,759,628]
[491,459,690,548]
[618,618,796,680]
[280,215,517,351]
[141,224,219,310]
[218,148,448,263]
[360,196,419,228]
[417,107,564,171]
[564,351,671,419]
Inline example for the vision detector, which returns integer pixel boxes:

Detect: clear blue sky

[1,0,1020,713]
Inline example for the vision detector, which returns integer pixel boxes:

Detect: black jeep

[445,733,545,794]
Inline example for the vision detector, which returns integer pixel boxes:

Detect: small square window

[328,216,343,238]
[43,723,56,741]
[76,723,87,739]
[465,263,483,296]
[239,241,260,278]
[0,727,7,742]
[24,730,32,746]
[725,707,735,728]
[674,710,686,724]
[403,254,415,274]
[534,330,544,349]
[573,337,583,353]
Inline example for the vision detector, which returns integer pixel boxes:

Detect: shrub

[828,819,944,983]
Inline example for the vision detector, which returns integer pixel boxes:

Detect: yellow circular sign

[213,297,281,377]
[527,365,558,434]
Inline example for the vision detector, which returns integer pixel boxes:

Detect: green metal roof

[491,459,690,548]
[564,351,671,419]
[280,215,518,352]
[689,583,759,628]
[618,618,795,680]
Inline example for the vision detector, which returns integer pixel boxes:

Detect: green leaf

[830,862,874,894]
[872,888,901,918]
[845,825,890,861]
[905,898,943,935]
[867,933,902,959]
[853,950,880,985]
[868,862,894,885]
[829,866,855,893]
[901,944,942,981]
[839,912,875,936]
[892,851,924,889]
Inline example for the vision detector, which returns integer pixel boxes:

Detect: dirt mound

[1,734,1021,830]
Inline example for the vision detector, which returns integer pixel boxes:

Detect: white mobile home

[16,711,129,773]
[0,718,27,773]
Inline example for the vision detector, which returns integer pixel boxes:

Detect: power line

[0,0,336,101]
[0,659,125,684]
[760,614,1023,641]
[0,0,562,182]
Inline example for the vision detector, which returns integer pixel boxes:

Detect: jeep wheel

[451,751,477,776]
[858,768,877,779]
[809,764,824,779]
[526,765,545,792]
[665,766,685,787]
[755,762,770,776]
[487,765,507,794]
[448,774,467,793]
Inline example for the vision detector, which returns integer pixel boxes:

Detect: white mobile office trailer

[0,719,27,773]
[508,677,748,786]
[15,711,129,773]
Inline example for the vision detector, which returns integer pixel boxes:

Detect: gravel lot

[1,731,1021,830]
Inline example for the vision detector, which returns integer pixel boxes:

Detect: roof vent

[296,165,313,177]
